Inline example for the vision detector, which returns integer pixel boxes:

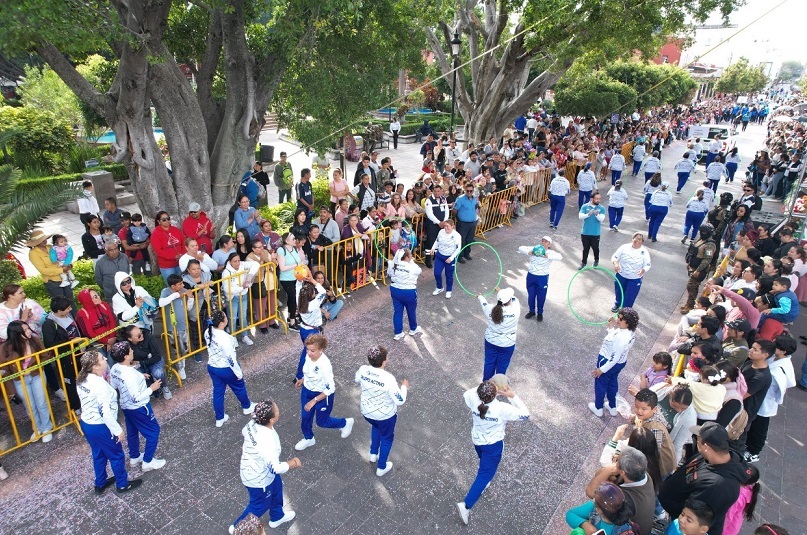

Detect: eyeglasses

[160,217,171,222]
[189,211,199,215]
[121,279,132,286]
[466,189,474,192]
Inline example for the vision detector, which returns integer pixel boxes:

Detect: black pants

[279,279,298,324]
[456,221,477,258]
[392,131,399,149]
[746,415,770,455]
[581,234,600,265]
[424,222,440,266]
[44,281,76,318]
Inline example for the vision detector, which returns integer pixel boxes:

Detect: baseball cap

[541,236,553,245]
[734,288,756,300]
[760,256,773,264]
[726,319,752,334]
[689,422,729,450]
[497,287,514,303]
[189,202,201,212]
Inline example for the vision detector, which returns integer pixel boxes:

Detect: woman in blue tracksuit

[388,248,423,341]
[576,162,597,208]
[456,380,530,525]
[205,309,256,427]
[428,219,462,299]
[643,174,661,221]
[517,237,562,322]
[77,350,142,494]
[588,308,639,417]
[674,152,696,193]
[647,182,673,242]
[229,400,300,533]
[641,150,662,183]
[478,288,520,380]
[294,275,327,382]
[682,189,710,244]
[109,342,165,472]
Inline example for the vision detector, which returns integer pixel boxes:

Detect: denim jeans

[322,299,343,321]
[159,266,182,284]
[228,293,250,335]
[13,374,53,436]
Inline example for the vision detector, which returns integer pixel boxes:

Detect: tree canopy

[716,57,769,95]
[777,61,804,83]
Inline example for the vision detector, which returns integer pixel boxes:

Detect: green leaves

[716,57,769,95]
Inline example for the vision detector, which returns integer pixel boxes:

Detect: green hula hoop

[566,266,624,326]
[373,217,413,263]
[453,241,503,297]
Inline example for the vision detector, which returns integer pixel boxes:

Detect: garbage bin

[259,144,274,163]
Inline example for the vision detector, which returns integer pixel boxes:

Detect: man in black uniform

[681,223,717,314]
[423,185,449,269]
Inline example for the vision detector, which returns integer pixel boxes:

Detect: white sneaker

[268,511,296,529]
[393,333,405,341]
[141,458,166,472]
[241,335,254,346]
[587,402,603,417]
[178,367,187,380]
[613,225,619,232]
[376,462,393,476]
[608,406,618,417]
[409,326,424,336]
[29,433,40,443]
[456,502,470,525]
[432,288,444,296]
[341,417,354,438]
[70,280,80,289]
[295,437,316,451]
[129,453,143,466]
[216,414,229,428]
[0,467,7,480]
[54,389,66,402]
[243,402,256,415]
[228,526,235,535]
[162,387,172,400]
[41,433,53,443]
[368,453,379,463]
[59,280,70,288]
[445,291,452,299]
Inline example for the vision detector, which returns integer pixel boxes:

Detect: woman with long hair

[221,252,259,346]
[589,307,639,417]
[290,207,310,238]
[76,350,141,494]
[247,238,279,334]
[313,270,343,322]
[108,341,165,472]
[0,320,53,443]
[276,232,306,331]
[204,310,256,427]
[477,288,520,380]
[234,228,254,261]
[456,380,529,525]
[387,248,423,340]
[723,204,754,249]
[403,189,425,221]
[229,400,301,532]
[293,273,327,382]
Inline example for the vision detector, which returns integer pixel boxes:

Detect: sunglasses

[189,211,199,215]
[160,217,171,222]
[466,189,474,192]
[121,279,132,286]
[743,189,753,192]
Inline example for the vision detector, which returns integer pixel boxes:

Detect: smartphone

[593,530,606,535]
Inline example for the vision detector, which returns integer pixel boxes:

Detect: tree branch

[36,41,111,118]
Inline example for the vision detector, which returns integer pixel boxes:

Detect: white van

[688,124,735,162]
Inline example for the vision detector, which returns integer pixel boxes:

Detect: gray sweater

[94,254,131,302]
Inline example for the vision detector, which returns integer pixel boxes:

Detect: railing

[0,338,86,456]
[521,168,552,207]
[475,186,517,239]
[159,260,287,386]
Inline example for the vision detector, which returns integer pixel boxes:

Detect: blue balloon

[532,245,546,256]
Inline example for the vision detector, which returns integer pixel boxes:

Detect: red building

[652,40,683,66]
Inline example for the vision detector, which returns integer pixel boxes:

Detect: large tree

[716,57,769,95]
[422,0,740,143]
[0,0,417,230]
[777,61,804,83]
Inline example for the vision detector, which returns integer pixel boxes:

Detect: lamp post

[449,32,461,138]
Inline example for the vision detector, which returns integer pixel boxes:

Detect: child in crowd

[668,384,697,464]
[388,219,408,255]
[101,225,118,247]
[665,499,715,535]
[723,465,760,535]
[631,388,677,477]
[670,362,726,423]
[126,213,152,275]
[629,352,673,396]
[49,234,80,288]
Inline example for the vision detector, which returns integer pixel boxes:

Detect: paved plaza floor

[1,123,804,534]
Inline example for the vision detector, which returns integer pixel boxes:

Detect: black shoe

[610,306,619,313]
[536,313,543,321]
[797,383,807,391]
[458,258,466,264]
[259,328,269,334]
[94,476,115,495]
[269,323,280,330]
[593,261,599,267]
[424,261,433,269]
[116,479,142,494]
[651,238,657,243]
[525,312,535,319]
[579,264,587,270]
[464,255,472,261]
[288,323,300,331]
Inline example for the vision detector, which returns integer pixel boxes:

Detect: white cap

[189,202,201,212]
[541,236,553,245]
[497,287,514,303]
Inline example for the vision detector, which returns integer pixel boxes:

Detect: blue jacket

[771,289,799,323]
[579,203,605,236]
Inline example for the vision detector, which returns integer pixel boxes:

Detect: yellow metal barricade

[159,261,286,386]
[0,338,87,456]
[566,162,580,189]
[521,168,551,207]
[408,214,427,264]
[319,226,391,298]
[475,186,517,239]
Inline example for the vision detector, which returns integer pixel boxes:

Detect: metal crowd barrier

[0,338,86,456]
[475,186,517,239]
[521,169,551,207]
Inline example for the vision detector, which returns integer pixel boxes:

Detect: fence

[475,186,517,239]
[0,338,86,456]
[521,169,551,207]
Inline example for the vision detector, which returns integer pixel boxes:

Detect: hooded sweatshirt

[111,271,157,329]
[658,452,747,535]
[75,289,118,345]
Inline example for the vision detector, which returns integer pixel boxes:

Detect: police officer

[423,185,450,268]
[681,223,717,314]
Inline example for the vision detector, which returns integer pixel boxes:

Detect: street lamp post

[449,32,461,139]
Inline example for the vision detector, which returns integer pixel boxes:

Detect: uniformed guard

[422,185,450,268]
[681,224,717,314]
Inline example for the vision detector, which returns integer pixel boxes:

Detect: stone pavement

[1,123,803,535]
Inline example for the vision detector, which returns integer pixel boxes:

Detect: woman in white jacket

[456,380,529,525]
[221,252,259,346]
[204,309,256,427]
[109,341,165,472]
[589,307,639,417]
[478,287,520,380]
[517,237,561,322]
[228,400,301,532]
[111,271,158,331]
[387,248,423,341]
[428,219,462,299]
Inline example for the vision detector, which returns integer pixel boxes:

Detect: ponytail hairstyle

[476,380,497,419]
[207,309,227,343]
[714,359,741,383]
[650,173,662,187]
[743,464,761,521]
[491,301,504,325]
[367,346,388,368]
[651,352,673,374]
[297,281,316,314]
[387,248,410,278]
[252,400,277,426]
[77,350,102,385]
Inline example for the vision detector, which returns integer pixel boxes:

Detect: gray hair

[617,445,647,482]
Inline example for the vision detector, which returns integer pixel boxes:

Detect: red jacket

[151,225,185,269]
[181,212,215,255]
[75,289,118,345]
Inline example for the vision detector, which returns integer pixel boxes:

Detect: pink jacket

[722,484,753,535]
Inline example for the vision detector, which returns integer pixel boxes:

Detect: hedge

[368,116,462,137]
[259,176,331,234]
[18,163,129,188]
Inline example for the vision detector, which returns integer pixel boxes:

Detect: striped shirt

[611,244,651,280]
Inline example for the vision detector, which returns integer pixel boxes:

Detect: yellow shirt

[29,246,63,283]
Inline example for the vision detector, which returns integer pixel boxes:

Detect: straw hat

[24,230,51,247]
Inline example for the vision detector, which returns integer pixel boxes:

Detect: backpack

[726,406,749,441]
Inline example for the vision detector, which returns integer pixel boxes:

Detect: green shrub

[0,106,74,172]
[17,164,128,188]
[18,259,101,309]
[0,260,23,292]
[133,274,166,298]
[259,177,331,234]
